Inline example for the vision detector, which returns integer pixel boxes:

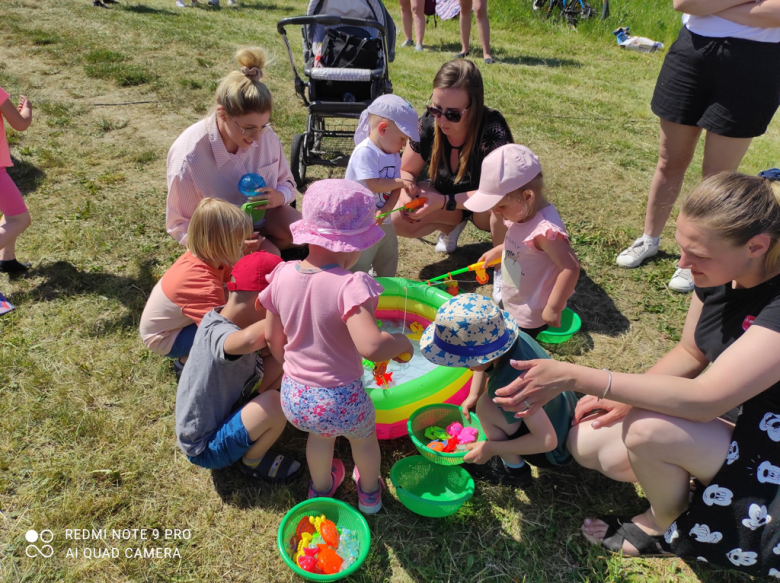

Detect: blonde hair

[682,172,780,273]
[430,60,485,185]
[186,198,252,267]
[212,47,272,118]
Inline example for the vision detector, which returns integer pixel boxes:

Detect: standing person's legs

[472,0,492,61]
[307,433,337,493]
[399,0,414,44]
[643,120,702,239]
[582,409,733,554]
[349,433,381,494]
[458,0,473,56]
[410,0,426,48]
[701,131,752,180]
[0,168,32,267]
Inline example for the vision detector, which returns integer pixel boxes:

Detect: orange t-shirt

[139,251,231,355]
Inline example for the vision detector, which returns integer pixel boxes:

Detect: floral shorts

[280,375,376,440]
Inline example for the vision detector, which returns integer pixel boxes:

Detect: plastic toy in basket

[408,403,486,465]
[277,499,370,581]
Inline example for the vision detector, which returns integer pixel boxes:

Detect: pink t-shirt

[259,262,383,387]
[0,87,12,168]
[502,204,570,329]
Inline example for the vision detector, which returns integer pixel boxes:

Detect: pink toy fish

[446,422,463,437]
[458,427,479,444]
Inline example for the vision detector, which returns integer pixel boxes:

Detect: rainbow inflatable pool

[370,277,472,440]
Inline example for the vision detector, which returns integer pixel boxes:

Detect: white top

[345,137,401,210]
[683,13,780,43]
[165,115,296,246]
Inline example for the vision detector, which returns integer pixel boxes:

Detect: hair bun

[235,47,267,82]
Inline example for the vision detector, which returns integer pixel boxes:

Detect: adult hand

[242,233,262,255]
[463,440,493,464]
[478,246,502,270]
[492,359,573,419]
[572,396,631,429]
[400,191,444,223]
[248,186,285,209]
[460,392,479,420]
[542,306,562,329]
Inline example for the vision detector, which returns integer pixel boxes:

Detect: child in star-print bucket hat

[420,294,578,488]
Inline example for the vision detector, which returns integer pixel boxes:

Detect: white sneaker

[228,0,236,4]
[492,266,502,304]
[435,220,467,254]
[616,236,659,268]
[668,267,694,293]
[415,43,423,52]
[176,0,186,6]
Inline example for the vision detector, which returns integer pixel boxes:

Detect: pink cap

[464,145,542,213]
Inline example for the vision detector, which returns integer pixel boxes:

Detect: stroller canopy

[305,0,396,63]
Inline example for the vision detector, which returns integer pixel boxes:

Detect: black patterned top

[408,108,513,196]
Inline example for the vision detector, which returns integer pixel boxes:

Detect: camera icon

[25,530,54,558]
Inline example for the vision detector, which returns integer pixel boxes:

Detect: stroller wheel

[290,133,307,189]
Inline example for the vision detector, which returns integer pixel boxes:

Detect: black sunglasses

[426,98,471,123]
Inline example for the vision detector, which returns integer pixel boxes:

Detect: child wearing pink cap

[0,88,33,314]
[259,179,412,514]
[465,145,580,339]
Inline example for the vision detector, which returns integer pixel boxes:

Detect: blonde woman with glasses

[166,47,301,255]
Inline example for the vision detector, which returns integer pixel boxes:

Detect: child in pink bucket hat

[259,179,412,514]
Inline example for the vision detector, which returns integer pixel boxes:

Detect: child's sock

[502,459,526,473]
[641,233,660,247]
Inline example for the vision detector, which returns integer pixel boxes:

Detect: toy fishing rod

[376,197,427,219]
[423,257,501,285]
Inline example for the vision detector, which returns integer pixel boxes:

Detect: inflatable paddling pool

[368,277,472,440]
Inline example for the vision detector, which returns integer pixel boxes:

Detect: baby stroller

[277,0,396,188]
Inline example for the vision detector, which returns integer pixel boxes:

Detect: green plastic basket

[390,456,475,517]
[277,498,371,581]
[407,403,486,466]
[536,308,582,344]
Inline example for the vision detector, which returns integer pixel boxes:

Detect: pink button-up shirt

[165,115,296,245]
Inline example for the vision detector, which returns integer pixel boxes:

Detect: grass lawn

[0,0,777,580]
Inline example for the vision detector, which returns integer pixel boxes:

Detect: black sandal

[238,450,302,484]
[454,51,470,59]
[464,456,533,489]
[586,515,674,557]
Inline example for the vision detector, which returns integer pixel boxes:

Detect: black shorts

[507,423,555,469]
[651,26,780,139]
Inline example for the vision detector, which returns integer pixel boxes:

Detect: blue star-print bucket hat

[420,294,520,368]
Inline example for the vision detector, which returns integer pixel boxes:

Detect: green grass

[0,0,776,581]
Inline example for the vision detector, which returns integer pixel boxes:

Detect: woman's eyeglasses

[229,114,273,137]
[426,99,470,123]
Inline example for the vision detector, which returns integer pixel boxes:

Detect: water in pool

[361,319,439,389]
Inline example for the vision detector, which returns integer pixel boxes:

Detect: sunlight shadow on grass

[7,155,45,196]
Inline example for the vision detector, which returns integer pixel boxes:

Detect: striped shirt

[165,115,296,246]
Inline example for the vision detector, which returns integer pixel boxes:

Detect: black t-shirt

[408,108,513,195]
[694,273,780,410]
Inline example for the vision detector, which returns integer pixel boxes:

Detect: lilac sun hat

[354,94,420,145]
[290,179,385,253]
[420,294,520,368]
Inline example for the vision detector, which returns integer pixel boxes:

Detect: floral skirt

[280,374,375,440]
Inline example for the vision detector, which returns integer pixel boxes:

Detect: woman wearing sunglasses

[166,47,301,255]
[392,59,513,260]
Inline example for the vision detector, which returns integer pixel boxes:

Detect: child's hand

[17,95,32,119]
[391,335,414,362]
[460,392,479,420]
[402,179,419,198]
[542,306,561,328]
[477,246,502,270]
[374,209,385,226]
[242,234,262,255]
[463,440,492,464]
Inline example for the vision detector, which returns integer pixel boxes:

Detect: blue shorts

[187,408,253,469]
[166,323,198,359]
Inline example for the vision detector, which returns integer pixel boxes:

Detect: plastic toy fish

[427,440,444,452]
[376,197,428,219]
[317,546,343,574]
[424,426,450,441]
[446,422,463,437]
[295,516,316,541]
[442,438,458,453]
[458,427,479,444]
[320,519,340,548]
[294,531,313,564]
[297,547,320,572]
[407,322,425,341]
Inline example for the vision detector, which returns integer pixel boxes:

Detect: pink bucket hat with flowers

[290,179,385,253]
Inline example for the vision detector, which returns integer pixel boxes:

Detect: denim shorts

[187,408,253,469]
[165,323,198,359]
